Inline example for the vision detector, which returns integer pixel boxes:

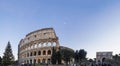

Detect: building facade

[96,52,113,62]
[18,28,60,64]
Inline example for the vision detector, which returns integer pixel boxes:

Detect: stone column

[41,50,43,56]
[36,58,38,64]
[37,43,39,48]
[41,43,43,47]
[46,50,48,56]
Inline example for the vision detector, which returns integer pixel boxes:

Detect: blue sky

[0,0,120,60]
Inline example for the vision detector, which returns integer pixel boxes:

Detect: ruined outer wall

[18,28,60,64]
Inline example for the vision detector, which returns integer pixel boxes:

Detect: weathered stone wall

[18,28,60,64]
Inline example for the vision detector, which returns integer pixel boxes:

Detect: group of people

[91,63,111,66]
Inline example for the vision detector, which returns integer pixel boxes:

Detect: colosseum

[18,28,60,64]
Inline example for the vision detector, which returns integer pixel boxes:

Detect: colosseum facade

[18,28,60,64]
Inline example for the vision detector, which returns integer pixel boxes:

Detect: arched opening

[53,42,56,46]
[34,44,37,48]
[34,59,36,64]
[34,35,37,38]
[47,50,51,55]
[27,53,29,57]
[98,60,101,65]
[43,43,46,47]
[38,59,41,63]
[34,51,36,56]
[47,59,51,64]
[48,42,51,46]
[43,50,46,55]
[102,57,106,62]
[30,59,32,64]
[44,33,47,38]
[31,45,34,49]
[42,59,46,63]
[30,52,32,56]
[38,51,41,55]
[38,43,41,47]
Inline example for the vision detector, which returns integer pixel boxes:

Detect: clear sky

[0,0,120,60]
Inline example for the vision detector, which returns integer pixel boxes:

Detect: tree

[78,49,87,65]
[51,47,57,64]
[78,49,87,61]
[0,56,2,64]
[61,48,74,66]
[51,47,62,64]
[74,49,87,66]
[74,50,79,63]
[2,41,15,65]
[88,59,93,62]
[56,47,62,64]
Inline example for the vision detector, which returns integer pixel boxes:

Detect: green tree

[51,47,57,64]
[0,56,2,64]
[56,47,62,64]
[61,48,74,66]
[79,49,87,65]
[74,49,87,65]
[88,59,93,62]
[78,49,87,61]
[74,50,79,63]
[2,41,15,65]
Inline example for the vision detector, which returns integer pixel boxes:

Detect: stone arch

[102,57,106,62]
[34,35,37,38]
[43,50,46,55]
[27,52,29,57]
[31,45,34,49]
[30,59,32,64]
[47,59,51,64]
[43,42,46,47]
[47,50,51,55]
[53,42,56,46]
[38,51,41,55]
[34,44,37,48]
[30,52,32,56]
[47,42,51,46]
[34,59,36,63]
[38,59,41,63]
[38,43,41,47]
[42,59,46,63]
[44,33,47,38]
[34,51,37,56]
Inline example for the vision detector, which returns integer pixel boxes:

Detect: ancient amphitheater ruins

[18,28,60,64]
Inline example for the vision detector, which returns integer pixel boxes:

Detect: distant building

[96,52,113,62]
